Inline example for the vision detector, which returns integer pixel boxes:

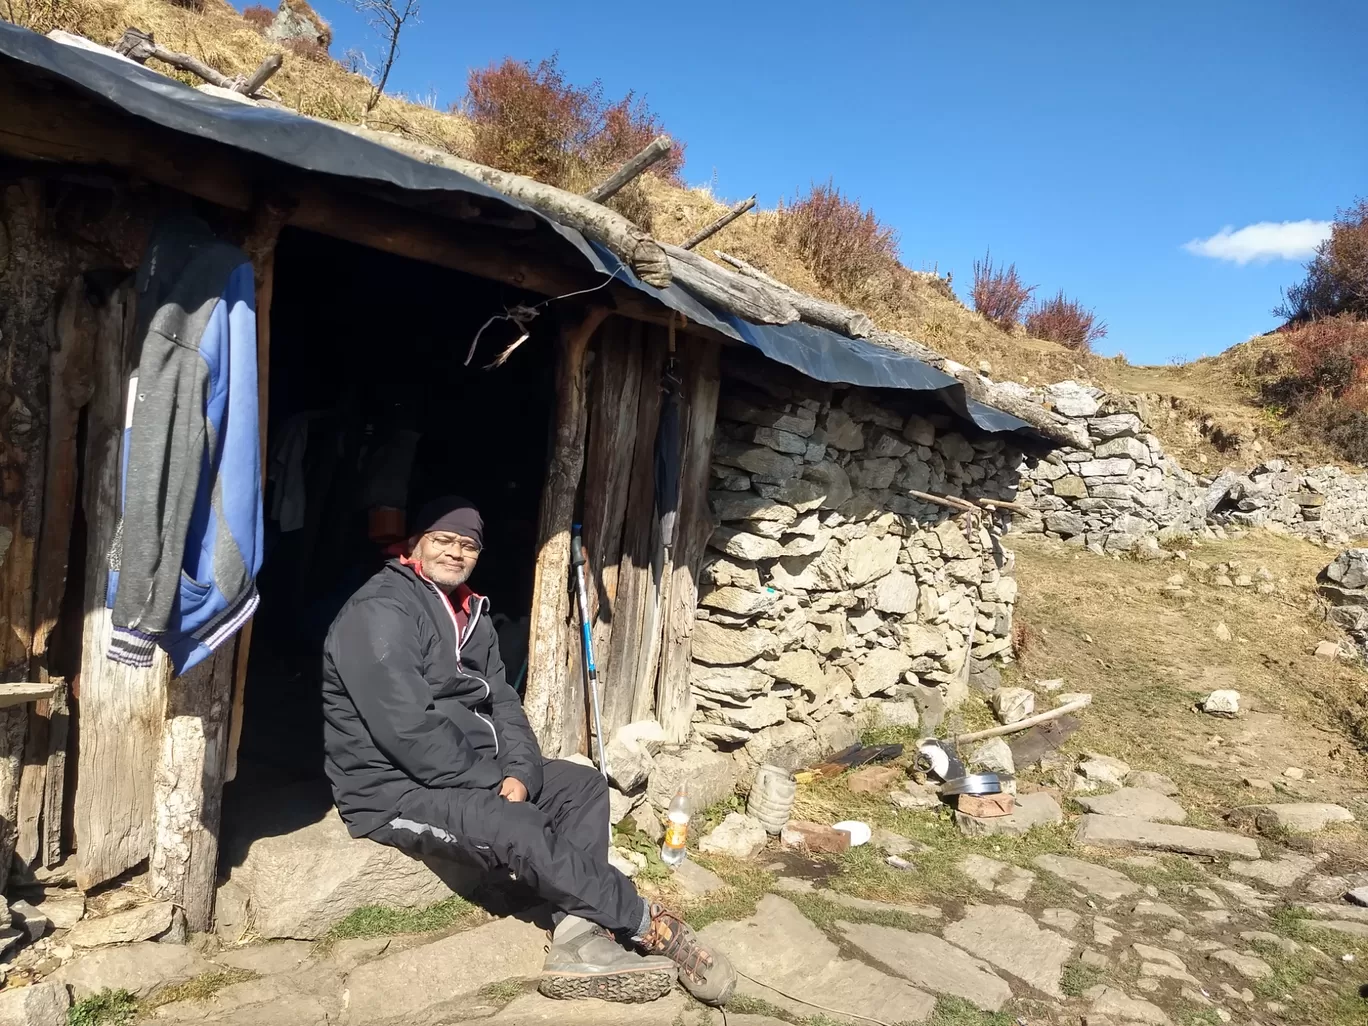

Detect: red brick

[956,793,1015,818]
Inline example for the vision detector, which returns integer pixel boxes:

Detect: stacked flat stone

[1318,549,1368,658]
[689,359,1024,771]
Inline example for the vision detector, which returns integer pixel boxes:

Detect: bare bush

[1025,291,1108,352]
[342,0,420,115]
[775,181,900,296]
[242,4,274,33]
[463,54,682,191]
[1278,199,1368,323]
[971,252,1034,331]
[283,36,330,64]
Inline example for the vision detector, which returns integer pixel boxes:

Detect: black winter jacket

[322,559,544,836]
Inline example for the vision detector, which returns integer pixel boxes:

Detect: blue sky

[313,0,1365,364]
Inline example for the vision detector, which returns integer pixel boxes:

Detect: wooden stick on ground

[240,53,284,96]
[584,135,673,203]
[954,696,1093,745]
[908,488,977,513]
[681,195,756,250]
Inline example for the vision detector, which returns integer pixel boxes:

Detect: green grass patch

[612,820,671,883]
[859,722,923,749]
[476,978,534,1005]
[926,996,1015,1026]
[783,890,939,935]
[1059,960,1104,997]
[1179,1009,1224,1026]
[1109,853,1207,888]
[67,990,138,1026]
[146,968,258,1008]
[1244,909,1368,1026]
[677,853,773,929]
[325,894,482,942]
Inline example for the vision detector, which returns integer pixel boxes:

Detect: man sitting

[321,496,734,1005]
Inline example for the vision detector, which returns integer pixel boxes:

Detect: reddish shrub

[1279,199,1368,322]
[971,252,1034,331]
[463,55,683,188]
[775,181,900,295]
[242,5,274,32]
[1025,291,1108,352]
[1285,314,1368,396]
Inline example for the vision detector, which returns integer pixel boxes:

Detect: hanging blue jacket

[106,215,264,676]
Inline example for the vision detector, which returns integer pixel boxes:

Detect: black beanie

[411,495,484,549]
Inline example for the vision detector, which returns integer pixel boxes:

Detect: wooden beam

[600,336,666,732]
[584,135,673,204]
[225,199,288,784]
[523,308,610,752]
[655,336,722,742]
[714,250,876,338]
[73,281,171,891]
[578,319,646,744]
[149,647,233,932]
[18,274,99,870]
[661,244,799,326]
[681,196,756,250]
[114,27,238,92]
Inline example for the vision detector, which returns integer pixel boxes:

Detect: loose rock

[1075,787,1189,823]
[0,981,68,1026]
[1125,771,1179,795]
[1073,815,1261,859]
[671,860,726,897]
[1209,949,1273,980]
[1201,690,1241,717]
[1226,802,1355,834]
[52,942,208,999]
[1032,854,1140,900]
[68,901,174,948]
[1087,985,1171,1025]
[1228,853,1318,889]
[990,687,1035,725]
[699,813,768,859]
[1076,753,1132,790]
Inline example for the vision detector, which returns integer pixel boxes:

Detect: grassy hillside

[10,0,1358,472]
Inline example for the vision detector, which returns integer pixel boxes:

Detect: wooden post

[655,338,721,742]
[600,335,666,731]
[681,196,756,250]
[523,307,610,753]
[225,200,289,784]
[17,275,97,869]
[73,281,172,891]
[149,648,233,931]
[578,320,645,745]
[584,135,674,203]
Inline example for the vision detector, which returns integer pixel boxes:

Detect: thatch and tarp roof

[0,20,1073,447]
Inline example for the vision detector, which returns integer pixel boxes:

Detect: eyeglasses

[426,534,482,557]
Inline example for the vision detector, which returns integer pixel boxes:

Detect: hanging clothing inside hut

[105,214,264,675]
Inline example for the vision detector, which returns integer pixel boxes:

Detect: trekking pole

[571,524,609,780]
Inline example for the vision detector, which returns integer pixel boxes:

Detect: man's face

[411,530,481,591]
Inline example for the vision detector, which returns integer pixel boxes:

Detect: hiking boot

[636,903,736,1006]
[539,915,677,1003]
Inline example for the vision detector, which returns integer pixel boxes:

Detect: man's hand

[499,776,528,803]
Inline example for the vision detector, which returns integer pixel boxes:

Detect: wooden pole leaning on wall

[524,307,612,754]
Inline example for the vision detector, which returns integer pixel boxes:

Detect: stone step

[838,921,1013,1012]
[940,904,1075,998]
[1073,815,1260,859]
[1032,854,1139,900]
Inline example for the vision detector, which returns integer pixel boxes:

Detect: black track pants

[368,758,644,934]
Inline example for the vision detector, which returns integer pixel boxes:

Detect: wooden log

[323,122,673,289]
[114,27,239,91]
[714,250,875,337]
[954,696,1093,745]
[73,281,171,891]
[240,53,284,97]
[908,489,978,514]
[600,338,666,732]
[681,196,756,251]
[149,646,233,932]
[661,244,799,326]
[18,275,98,870]
[42,680,68,869]
[655,337,722,742]
[580,319,646,740]
[523,308,610,752]
[584,135,673,204]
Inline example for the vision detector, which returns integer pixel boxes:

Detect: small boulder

[604,733,654,794]
[1076,752,1131,789]
[1126,770,1179,796]
[1227,803,1356,835]
[846,765,903,795]
[990,687,1035,725]
[1201,690,1241,717]
[969,738,1015,777]
[671,860,726,897]
[68,901,174,948]
[1213,622,1232,642]
[699,813,768,859]
[1314,640,1340,660]
[0,981,68,1026]
[956,792,1063,837]
[8,900,50,943]
[1075,788,1188,824]
[52,942,208,1000]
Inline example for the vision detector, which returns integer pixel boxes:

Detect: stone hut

[0,23,1060,941]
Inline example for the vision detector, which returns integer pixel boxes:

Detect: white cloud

[1183,220,1332,265]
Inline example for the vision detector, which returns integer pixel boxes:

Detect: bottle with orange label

[659,783,690,865]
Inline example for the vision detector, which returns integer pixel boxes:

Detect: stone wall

[680,354,1025,777]
[1011,381,1368,551]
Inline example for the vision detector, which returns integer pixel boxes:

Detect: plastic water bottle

[660,784,690,865]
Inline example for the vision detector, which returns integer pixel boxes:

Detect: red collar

[399,554,478,613]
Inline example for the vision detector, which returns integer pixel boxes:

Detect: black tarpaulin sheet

[1,23,1043,441]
